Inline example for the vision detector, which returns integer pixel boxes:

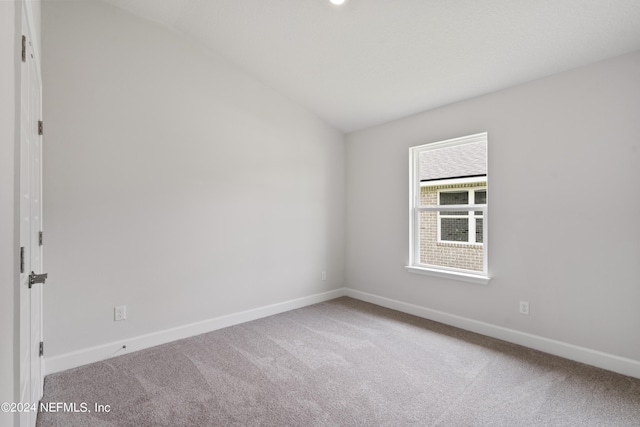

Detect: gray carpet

[37,297,640,426]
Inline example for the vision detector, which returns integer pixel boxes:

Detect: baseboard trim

[45,287,640,379]
[45,288,348,375]
[345,289,640,379]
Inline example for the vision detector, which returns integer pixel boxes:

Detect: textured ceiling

[97,0,640,132]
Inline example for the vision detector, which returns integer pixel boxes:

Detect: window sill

[405,265,490,285]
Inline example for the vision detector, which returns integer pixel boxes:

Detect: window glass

[476,218,483,243]
[441,217,469,242]
[409,133,488,278]
[439,191,468,216]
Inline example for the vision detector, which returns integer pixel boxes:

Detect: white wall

[346,51,640,362]
[42,1,345,358]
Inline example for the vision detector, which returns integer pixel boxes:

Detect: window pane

[412,134,487,274]
[440,191,468,215]
[441,218,468,242]
[474,190,486,216]
[476,217,483,243]
[419,210,438,265]
[420,210,483,272]
[440,191,468,205]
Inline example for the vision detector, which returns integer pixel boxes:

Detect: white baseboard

[45,287,640,379]
[345,289,640,379]
[45,288,348,375]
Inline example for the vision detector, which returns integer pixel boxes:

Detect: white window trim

[407,132,490,284]
[405,265,490,285]
[436,187,486,245]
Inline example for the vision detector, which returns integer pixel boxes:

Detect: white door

[19,7,44,427]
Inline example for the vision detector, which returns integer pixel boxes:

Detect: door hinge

[22,35,26,62]
[38,120,43,136]
[39,342,44,357]
[39,231,43,246]
[20,247,25,273]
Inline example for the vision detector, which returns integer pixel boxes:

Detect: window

[407,133,489,284]
[438,188,485,244]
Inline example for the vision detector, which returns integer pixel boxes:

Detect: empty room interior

[2,0,640,426]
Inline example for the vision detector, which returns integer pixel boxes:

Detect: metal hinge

[22,35,26,62]
[39,342,44,357]
[39,231,43,246]
[38,121,43,136]
[20,247,25,273]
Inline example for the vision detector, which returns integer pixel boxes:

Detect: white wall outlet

[114,305,127,321]
[321,271,326,281]
[519,301,529,315]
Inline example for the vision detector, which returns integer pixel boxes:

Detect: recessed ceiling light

[329,0,348,5]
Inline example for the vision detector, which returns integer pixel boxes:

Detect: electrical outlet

[519,301,529,315]
[114,305,127,321]
[321,271,327,281]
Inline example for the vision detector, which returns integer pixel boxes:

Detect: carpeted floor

[37,297,640,426]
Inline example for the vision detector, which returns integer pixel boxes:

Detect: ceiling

[98,0,640,133]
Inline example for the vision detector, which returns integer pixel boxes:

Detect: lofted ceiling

[96,0,640,132]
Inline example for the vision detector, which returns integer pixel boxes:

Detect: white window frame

[436,186,486,245]
[406,133,490,285]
